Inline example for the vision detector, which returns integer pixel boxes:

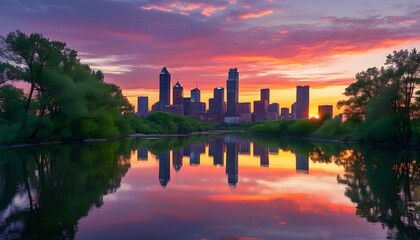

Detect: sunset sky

[1,0,420,116]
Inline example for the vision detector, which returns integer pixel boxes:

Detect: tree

[338,49,420,142]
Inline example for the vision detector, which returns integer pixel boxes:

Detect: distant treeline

[0,30,209,144]
[251,49,420,145]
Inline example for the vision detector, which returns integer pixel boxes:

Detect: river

[0,134,418,239]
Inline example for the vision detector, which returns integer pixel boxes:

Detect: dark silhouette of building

[159,67,171,111]
[191,87,201,103]
[226,68,239,117]
[253,100,268,121]
[268,103,279,114]
[151,101,161,112]
[280,107,289,117]
[261,88,270,105]
[172,150,183,172]
[209,87,224,114]
[318,105,333,119]
[296,153,309,173]
[225,137,238,187]
[190,102,206,114]
[237,102,251,114]
[173,81,183,105]
[183,97,191,115]
[137,147,148,161]
[137,96,148,117]
[209,138,224,166]
[296,86,309,119]
[158,152,170,187]
[291,102,296,119]
[164,105,183,115]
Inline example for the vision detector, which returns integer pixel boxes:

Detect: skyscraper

[261,88,270,105]
[191,87,201,103]
[296,86,309,119]
[137,96,148,117]
[209,87,224,113]
[226,68,239,117]
[159,66,171,111]
[173,81,183,105]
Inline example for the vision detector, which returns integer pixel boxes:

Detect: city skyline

[1,1,420,117]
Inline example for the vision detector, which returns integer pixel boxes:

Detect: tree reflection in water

[0,141,131,240]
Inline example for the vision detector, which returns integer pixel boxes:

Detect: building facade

[226,68,239,117]
[318,105,333,118]
[191,87,201,103]
[137,96,148,117]
[296,86,309,119]
[159,66,171,111]
[173,81,183,105]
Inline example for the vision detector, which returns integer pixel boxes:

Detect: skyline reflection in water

[0,135,418,240]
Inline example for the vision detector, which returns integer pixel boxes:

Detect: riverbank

[1,129,245,149]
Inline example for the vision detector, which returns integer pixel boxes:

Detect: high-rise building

[226,68,239,117]
[296,86,309,119]
[261,88,270,105]
[137,96,148,117]
[159,66,171,111]
[318,105,333,119]
[173,81,183,105]
[191,87,201,102]
[209,87,224,114]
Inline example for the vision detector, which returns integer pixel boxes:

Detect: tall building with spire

[226,68,239,117]
[173,81,183,105]
[159,66,171,111]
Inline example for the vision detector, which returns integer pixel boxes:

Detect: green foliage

[249,119,320,136]
[0,30,136,144]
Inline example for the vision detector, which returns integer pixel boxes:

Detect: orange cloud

[239,10,273,19]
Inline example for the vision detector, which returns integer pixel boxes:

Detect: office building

[183,97,191,115]
[261,88,270,105]
[237,102,251,114]
[226,68,239,117]
[296,86,309,119]
[280,107,289,117]
[173,81,183,105]
[191,87,201,102]
[137,96,148,117]
[268,103,279,114]
[209,87,224,113]
[159,66,171,111]
[318,105,333,119]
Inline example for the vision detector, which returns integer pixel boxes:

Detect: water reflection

[0,135,418,239]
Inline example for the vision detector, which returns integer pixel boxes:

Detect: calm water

[0,135,418,240]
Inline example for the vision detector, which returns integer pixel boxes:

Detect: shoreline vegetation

[1,30,419,147]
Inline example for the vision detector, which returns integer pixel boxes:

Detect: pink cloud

[239,9,273,19]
